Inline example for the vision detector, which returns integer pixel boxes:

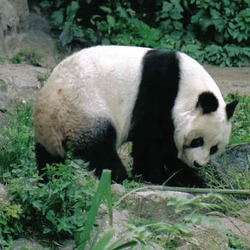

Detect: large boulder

[0,0,60,68]
[0,0,29,56]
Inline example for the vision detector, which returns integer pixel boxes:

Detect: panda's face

[173,92,238,169]
[177,112,231,168]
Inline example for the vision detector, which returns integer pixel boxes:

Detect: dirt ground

[204,64,250,95]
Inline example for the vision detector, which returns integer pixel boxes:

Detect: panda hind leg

[72,120,128,183]
[35,142,64,183]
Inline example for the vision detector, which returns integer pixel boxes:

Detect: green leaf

[51,10,64,27]
[107,15,116,28]
[99,6,112,14]
[66,1,79,22]
[76,170,112,250]
[162,1,173,12]
[91,228,116,250]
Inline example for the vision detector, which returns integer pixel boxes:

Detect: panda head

[174,91,238,169]
[173,52,238,169]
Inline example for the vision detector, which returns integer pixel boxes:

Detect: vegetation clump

[0,94,249,248]
[40,0,250,66]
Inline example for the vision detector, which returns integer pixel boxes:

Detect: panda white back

[40,46,150,146]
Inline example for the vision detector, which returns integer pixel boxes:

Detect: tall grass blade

[76,170,112,250]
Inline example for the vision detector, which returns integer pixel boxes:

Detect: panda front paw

[111,167,128,183]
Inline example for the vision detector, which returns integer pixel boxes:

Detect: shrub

[40,0,250,66]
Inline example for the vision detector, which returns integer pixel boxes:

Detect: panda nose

[194,161,203,168]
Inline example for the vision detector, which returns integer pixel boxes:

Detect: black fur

[196,91,219,114]
[35,120,127,183]
[129,50,204,187]
[71,120,128,182]
[226,100,238,120]
[35,143,64,183]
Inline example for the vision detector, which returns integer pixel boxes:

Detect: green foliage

[76,170,138,250]
[11,54,23,64]
[42,0,84,46]
[0,56,7,62]
[41,0,250,66]
[0,103,34,175]
[0,97,249,247]
[10,51,42,66]
[36,72,50,87]
[190,0,250,45]
[91,4,161,47]
[76,170,113,249]
[0,103,96,247]
[227,232,246,249]
[227,94,250,144]
[0,200,22,247]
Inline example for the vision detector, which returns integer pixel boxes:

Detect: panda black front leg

[132,140,167,184]
[35,142,64,183]
[73,120,128,183]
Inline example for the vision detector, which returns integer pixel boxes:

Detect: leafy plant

[91,4,161,47]
[0,103,34,177]
[0,200,22,247]
[227,94,250,144]
[76,170,113,249]
[0,103,96,247]
[37,72,50,87]
[10,50,42,66]
[42,0,84,46]
[76,170,138,250]
[40,0,250,66]
[227,232,246,249]
[11,54,23,64]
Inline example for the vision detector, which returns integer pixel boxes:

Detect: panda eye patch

[210,145,218,155]
[190,137,204,148]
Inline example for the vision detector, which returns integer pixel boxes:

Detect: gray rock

[177,224,228,250]
[0,0,29,56]
[0,62,49,122]
[217,216,250,248]
[212,143,250,182]
[11,238,43,250]
[123,190,192,223]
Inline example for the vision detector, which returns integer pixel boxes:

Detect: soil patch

[204,64,250,95]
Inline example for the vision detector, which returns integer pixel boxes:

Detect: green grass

[10,50,42,66]
[227,94,250,144]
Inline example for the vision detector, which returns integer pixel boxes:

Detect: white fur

[33,46,150,157]
[172,52,231,167]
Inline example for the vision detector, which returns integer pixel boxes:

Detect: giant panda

[33,45,238,186]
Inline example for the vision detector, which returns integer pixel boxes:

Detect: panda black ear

[226,100,238,120]
[196,91,219,114]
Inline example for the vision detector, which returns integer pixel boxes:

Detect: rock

[0,62,49,123]
[177,224,228,250]
[18,13,62,68]
[217,216,250,248]
[0,0,60,68]
[212,143,250,182]
[123,190,192,223]
[59,240,76,250]
[0,0,29,56]
[11,238,43,250]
